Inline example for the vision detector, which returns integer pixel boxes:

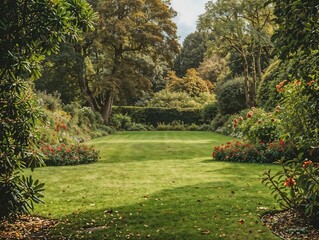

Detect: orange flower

[284,178,296,187]
[303,160,312,169]
[307,80,315,86]
[247,111,253,118]
[276,80,288,93]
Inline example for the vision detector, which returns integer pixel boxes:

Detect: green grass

[30,131,281,239]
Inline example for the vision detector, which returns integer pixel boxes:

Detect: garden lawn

[30,131,281,239]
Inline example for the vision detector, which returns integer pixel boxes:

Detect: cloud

[170,0,208,42]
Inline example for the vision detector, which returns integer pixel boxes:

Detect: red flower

[303,160,312,169]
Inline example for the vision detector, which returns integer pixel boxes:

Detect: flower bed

[41,144,99,166]
[212,140,296,163]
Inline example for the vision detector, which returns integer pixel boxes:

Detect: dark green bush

[112,106,202,127]
[110,114,133,130]
[215,77,246,115]
[211,114,230,131]
[257,59,289,110]
[201,102,219,123]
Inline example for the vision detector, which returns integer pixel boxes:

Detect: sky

[170,0,209,43]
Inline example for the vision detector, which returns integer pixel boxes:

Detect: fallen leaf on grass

[201,230,211,235]
[238,219,245,224]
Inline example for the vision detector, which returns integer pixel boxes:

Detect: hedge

[112,106,202,126]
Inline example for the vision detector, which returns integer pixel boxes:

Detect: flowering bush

[262,157,319,223]
[212,140,296,164]
[234,107,281,144]
[262,79,319,223]
[41,144,99,166]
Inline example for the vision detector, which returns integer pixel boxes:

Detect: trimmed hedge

[112,106,202,126]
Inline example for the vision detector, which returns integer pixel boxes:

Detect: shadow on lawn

[47,182,276,240]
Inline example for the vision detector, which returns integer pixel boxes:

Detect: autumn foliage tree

[167,69,211,98]
[75,0,179,124]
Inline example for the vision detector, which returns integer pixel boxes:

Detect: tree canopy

[198,0,273,107]
[72,0,179,123]
[174,32,208,77]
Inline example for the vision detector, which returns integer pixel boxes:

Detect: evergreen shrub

[215,77,246,115]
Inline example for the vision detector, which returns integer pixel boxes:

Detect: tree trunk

[256,46,262,83]
[101,93,114,124]
[251,51,257,107]
[241,50,251,108]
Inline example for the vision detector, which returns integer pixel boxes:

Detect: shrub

[127,123,148,131]
[215,77,247,115]
[211,113,230,131]
[235,108,281,144]
[217,109,249,137]
[110,114,133,130]
[278,80,319,152]
[187,123,200,131]
[41,144,99,166]
[63,102,81,117]
[256,59,289,110]
[262,157,319,224]
[212,140,296,164]
[262,80,319,223]
[197,124,214,131]
[157,121,187,131]
[201,102,219,123]
[37,91,62,111]
[78,107,104,130]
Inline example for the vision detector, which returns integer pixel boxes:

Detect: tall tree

[174,31,208,77]
[198,0,273,107]
[0,0,96,221]
[76,0,179,123]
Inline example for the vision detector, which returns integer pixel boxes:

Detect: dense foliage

[174,32,208,77]
[0,0,96,221]
[260,0,319,222]
[112,106,202,127]
[215,77,247,115]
